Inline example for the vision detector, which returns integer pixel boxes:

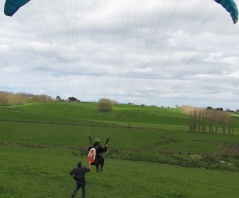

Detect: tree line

[0,91,53,105]
[181,105,234,135]
[0,91,115,114]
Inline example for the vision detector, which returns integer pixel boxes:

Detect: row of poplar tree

[181,105,233,135]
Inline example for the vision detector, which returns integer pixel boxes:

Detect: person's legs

[90,161,99,172]
[96,164,99,172]
[81,182,86,198]
[100,157,105,168]
[99,157,105,172]
[94,159,100,172]
[72,181,81,197]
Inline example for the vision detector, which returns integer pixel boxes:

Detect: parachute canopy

[4,0,238,24]
[215,0,238,24]
[4,0,30,17]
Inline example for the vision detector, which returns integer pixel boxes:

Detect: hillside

[1,102,239,197]
[2,102,238,131]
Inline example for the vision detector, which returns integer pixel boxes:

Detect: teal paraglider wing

[4,0,30,17]
[215,0,238,24]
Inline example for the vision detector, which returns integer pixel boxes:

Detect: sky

[1,0,239,110]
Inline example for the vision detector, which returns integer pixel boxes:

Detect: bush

[8,94,25,105]
[0,92,9,106]
[26,94,53,103]
[97,98,113,112]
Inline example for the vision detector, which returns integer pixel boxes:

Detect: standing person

[70,161,91,198]
[88,138,108,172]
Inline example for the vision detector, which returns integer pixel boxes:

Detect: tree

[68,97,77,102]
[97,98,113,112]
[35,94,53,102]
[8,94,25,105]
[206,106,213,110]
[56,96,61,101]
[0,92,9,105]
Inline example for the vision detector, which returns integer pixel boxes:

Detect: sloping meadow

[1,103,239,197]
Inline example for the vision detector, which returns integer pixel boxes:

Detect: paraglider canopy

[214,0,238,24]
[4,0,30,17]
[4,0,238,24]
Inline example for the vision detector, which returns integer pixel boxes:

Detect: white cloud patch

[1,0,239,110]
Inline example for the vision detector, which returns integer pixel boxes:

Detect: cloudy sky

[1,0,239,110]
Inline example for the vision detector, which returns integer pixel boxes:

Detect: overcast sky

[1,0,239,110]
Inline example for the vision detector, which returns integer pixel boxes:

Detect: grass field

[1,102,239,197]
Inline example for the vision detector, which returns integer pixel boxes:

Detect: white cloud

[1,0,239,110]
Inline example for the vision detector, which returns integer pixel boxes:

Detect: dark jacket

[88,142,108,159]
[70,166,90,182]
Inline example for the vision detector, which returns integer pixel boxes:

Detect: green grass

[1,102,239,197]
[1,145,239,198]
[1,102,238,132]
[1,120,239,171]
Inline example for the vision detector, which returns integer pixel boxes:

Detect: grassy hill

[1,102,239,197]
[0,102,231,129]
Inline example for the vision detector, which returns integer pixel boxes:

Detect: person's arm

[70,169,74,176]
[99,145,108,153]
[104,144,108,152]
[88,162,91,171]
[88,146,92,151]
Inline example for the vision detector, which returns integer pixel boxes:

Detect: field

[1,102,239,198]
